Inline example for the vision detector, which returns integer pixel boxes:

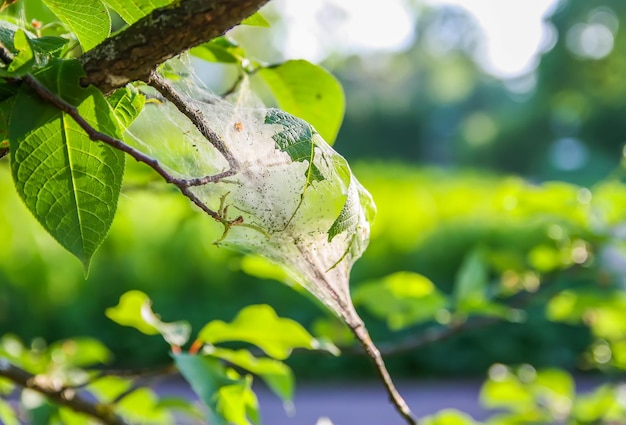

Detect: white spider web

[126,63,375,325]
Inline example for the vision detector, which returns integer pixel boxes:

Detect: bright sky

[272,0,559,79]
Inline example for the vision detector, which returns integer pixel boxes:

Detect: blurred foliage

[335,0,626,187]
[0,293,318,425]
[5,158,626,379]
[5,0,626,423]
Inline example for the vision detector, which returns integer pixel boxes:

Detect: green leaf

[0,20,68,63]
[85,376,133,403]
[353,272,448,330]
[0,399,19,425]
[105,290,191,346]
[573,385,623,422]
[105,290,159,335]
[9,59,125,271]
[480,368,534,412]
[42,0,111,51]
[106,86,145,131]
[7,30,34,75]
[240,12,270,27]
[265,108,323,182]
[190,37,246,64]
[258,60,345,144]
[116,388,172,424]
[0,376,15,395]
[454,249,489,309]
[328,175,359,243]
[326,177,376,271]
[422,409,478,425]
[218,377,260,425]
[533,368,574,400]
[48,338,112,368]
[197,304,318,360]
[207,347,294,401]
[0,20,18,51]
[174,353,259,425]
[29,36,70,60]
[0,30,69,77]
[57,408,92,425]
[103,0,174,24]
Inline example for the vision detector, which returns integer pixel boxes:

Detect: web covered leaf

[265,109,323,183]
[128,73,374,325]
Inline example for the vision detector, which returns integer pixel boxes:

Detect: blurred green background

[3,0,626,381]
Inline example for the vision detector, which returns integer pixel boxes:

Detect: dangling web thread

[127,63,417,425]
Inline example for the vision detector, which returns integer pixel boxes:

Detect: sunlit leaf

[105,290,159,335]
[353,271,448,330]
[0,23,68,77]
[240,12,269,27]
[57,407,92,425]
[0,376,14,395]
[258,60,345,144]
[422,408,479,425]
[197,304,318,360]
[480,368,534,412]
[533,368,574,401]
[106,86,145,131]
[174,353,259,425]
[85,376,133,403]
[573,385,624,422]
[0,399,19,425]
[116,388,172,424]
[207,346,294,401]
[454,249,488,309]
[190,37,245,64]
[42,0,111,51]
[48,337,112,367]
[105,290,191,346]
[528,244,564,272]
[216,376,259,425]
[6,30,34,75]
[9,59,125,272]
[265,108,323,182]
[103,0,174,24]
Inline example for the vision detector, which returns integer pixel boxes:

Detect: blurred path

[158,378,491,424]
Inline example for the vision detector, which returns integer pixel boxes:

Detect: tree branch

[147,71,240,171]
[350,323,418,425]
[80,0,270,93]
[0,358,129,425]
[377,317,500,357]
[0,46,240,230]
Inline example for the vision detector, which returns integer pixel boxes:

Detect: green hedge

[2,161,625,376]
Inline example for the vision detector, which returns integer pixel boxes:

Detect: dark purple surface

[158,377,490,424]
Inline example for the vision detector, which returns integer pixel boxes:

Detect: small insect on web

[126,61,417,425]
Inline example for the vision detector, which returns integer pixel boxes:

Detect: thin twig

[0,66,240,227]
[350,323,418,425]
[146,71,240,171]
[0,358,129,425]
[377,316,500,357]
[18,71,230,222]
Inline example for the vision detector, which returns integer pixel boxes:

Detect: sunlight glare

[272,0,559,79]
[427,0,558,78]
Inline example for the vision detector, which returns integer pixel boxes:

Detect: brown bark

[0,359,129,425]
[79,0,269,94]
